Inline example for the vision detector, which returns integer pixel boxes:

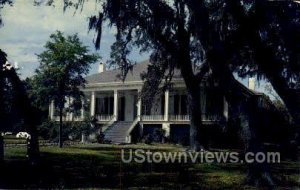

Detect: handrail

[126,118,139,136]
[101,115,116,132]
[124,117,140,143]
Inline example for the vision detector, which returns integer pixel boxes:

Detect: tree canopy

[57,0,300,148]
[57,0,299,184]
[32,31,99,147]
[0,49,41,162]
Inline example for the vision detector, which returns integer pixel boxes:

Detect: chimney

[248,77,256,90]
[98,62,105,73]
[14,61,18,69]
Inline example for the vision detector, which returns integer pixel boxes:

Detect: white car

[4,132,13,135]
[1,132,12,136]
[16,132,31,139]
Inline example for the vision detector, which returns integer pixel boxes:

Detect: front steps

[103,121,134,144]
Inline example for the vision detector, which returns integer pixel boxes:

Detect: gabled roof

[85,60,182,84]
[85,60,149,84]
[85,60,263,98]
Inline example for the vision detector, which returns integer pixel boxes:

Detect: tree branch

[195,62,209,83]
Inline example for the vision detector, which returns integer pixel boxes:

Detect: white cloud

[0,1,102,78]
[0,0,148,79]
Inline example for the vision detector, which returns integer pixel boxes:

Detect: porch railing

[141,115,164,121]
[140,114,223,122]
[54,115,83,121]
[169,115,190,121]
[54,114,223,122]
[201,114,223,121]
[95,114,114,121]
[73,116,84,121]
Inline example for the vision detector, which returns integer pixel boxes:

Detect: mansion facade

[49,60,259,144]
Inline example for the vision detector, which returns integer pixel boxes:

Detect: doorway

[118,96,125,121]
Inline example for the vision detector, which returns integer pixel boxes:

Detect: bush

[38,118,94,142]
[153,128,166,143]
[143,134,153,144]
[96,132,105,143]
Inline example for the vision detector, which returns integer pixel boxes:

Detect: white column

[90,91,96,116]
[49,103,51,119]
[164,90,169,121]
[162,123,170,137]
[81,100,84,120]
[137,90,141,121]
[69,97,73,121]
[223,96,228,121]
[139,124,144,136]
[50,100,55,120]
[113,90,118,121]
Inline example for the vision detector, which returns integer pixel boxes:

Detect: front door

[118,97,125,121]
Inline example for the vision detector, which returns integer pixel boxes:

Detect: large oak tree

[61,0,299,185]
[60,0,299,148]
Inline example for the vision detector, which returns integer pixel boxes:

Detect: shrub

[143,134,153,144]
[38,118,95,142]
[96,132,105,143]
[153,128,166,143]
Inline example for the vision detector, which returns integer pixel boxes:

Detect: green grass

[1,144,299,189]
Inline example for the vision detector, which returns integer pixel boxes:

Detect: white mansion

[49,60,259,144]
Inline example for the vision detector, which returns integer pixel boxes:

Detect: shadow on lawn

[0,152,199,189]
[0,145,299,189]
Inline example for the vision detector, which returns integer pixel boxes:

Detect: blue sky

[0,1,274,96]
[0,1,148,78]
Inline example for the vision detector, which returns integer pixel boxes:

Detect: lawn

[0,144,299,189]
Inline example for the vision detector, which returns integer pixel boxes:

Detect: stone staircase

[103,121,135,144]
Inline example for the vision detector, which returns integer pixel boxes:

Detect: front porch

[50,87,228,125]
[49,87,228,143]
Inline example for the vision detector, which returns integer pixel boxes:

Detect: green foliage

[38,119,93,141]
[154,128,166,143]
[0,50,38,133]
[31,31,99,147]
[0,0,12,26]
[32,31,99,109]
[66,0,299,123]
[142,134,153,144]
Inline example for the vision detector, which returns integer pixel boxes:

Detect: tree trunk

[262,69,300,127]
[250,31,300,128]
[188,86,207,150]
[178,52,207,150]
[207,41,275,186]
[59,107,63,148]
[240,97,274,187]
[26,119,40,164]
[0,135,4,163]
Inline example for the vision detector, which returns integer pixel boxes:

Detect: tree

[186,1,299,184]
[37,0,299,185]
[33,31,99,148]
[0,0,12,26]
[60,0,299,185]
[56,0,299,148]
[0,49,6,162]
[214,0,300,126]
[89,0,211,150]
[0,50,40,163]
